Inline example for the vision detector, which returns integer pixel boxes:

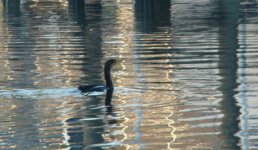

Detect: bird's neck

[104,65,113,88]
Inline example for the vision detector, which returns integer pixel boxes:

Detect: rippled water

[0,0,258,149]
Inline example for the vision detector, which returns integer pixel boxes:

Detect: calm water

[0,0,258,149]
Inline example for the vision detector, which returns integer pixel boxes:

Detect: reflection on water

[1,0,258,149]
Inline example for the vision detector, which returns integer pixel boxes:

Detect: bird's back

[78,84,106,93]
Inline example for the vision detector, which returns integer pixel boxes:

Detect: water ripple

[0,0,258,149]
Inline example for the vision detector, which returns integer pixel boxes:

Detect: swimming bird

[78,59,117,93]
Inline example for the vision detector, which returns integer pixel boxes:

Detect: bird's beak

[114,59,124,69]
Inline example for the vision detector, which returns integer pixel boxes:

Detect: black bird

[78,59,117,93]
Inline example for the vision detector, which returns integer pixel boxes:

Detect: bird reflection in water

[105,87,114,112]
[63,59,121,149]
[63,86,118,149]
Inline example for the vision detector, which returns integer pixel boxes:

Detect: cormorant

[78,59,117,93]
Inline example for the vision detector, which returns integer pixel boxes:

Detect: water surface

[0,0,258,149]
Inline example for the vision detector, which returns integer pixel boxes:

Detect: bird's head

[105,59,117,67]
[104,59,123,71]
